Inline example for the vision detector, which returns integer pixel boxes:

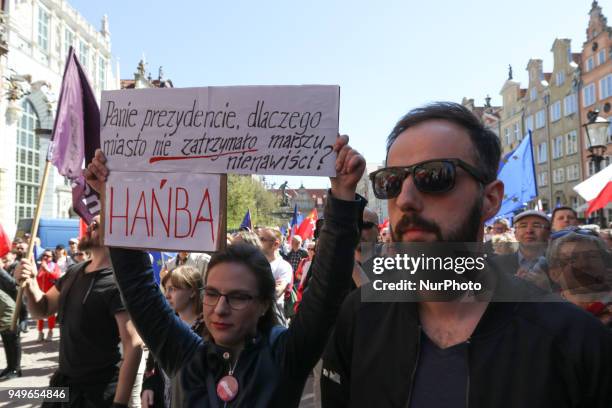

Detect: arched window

[15,100,41,222]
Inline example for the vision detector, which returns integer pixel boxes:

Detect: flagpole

[11,160,52,331]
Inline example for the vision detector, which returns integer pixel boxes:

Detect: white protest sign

[100,85,339,176]
[104,171,222,252]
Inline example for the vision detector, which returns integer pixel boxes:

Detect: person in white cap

[497,210,551,289]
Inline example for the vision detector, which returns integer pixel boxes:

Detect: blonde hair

[169,265,204,315]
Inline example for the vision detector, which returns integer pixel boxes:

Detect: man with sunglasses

[14,216,143,408]
[321,102,612,408]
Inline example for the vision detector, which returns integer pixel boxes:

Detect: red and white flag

[296,209,318,240]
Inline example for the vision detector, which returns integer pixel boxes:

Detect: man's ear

[481,180,504,222]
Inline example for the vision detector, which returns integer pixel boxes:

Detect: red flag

[379,218,389,232]
[0,224,11,258]
[296,209,318,240]
[79,219,88,240]
[586,181,612,216]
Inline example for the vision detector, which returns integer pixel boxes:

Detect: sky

[70,0,600,189]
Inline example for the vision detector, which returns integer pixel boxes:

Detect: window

[608,122,612,144]
[556,71,565,86]
[98,56,106,89]
[583,83,596,107]
[537,142,548,163]
[37,6,50,51]
[563,93,577,115]
[535,109,546,129]
[586,57,595,72]
[538,172,548,187]
[552,136,564,159]
[598,49,606,65]
[15,101,41,223]
[566,164,580,181]
[64,27,74,58]
[530,88,537,101]
[514,123,520,141]
[550,101,561,122]
[504,128,511,146]
[571,196,579,209]
[525,115,534,131]
[600,74,612,99]
[566,131,578,155]
[79,40,89,72]
[553,168,565,184]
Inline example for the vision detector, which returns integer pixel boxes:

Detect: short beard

[78,235,101,252]
[391,195,483,243]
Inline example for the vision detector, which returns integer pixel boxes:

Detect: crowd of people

[0,102,609,407]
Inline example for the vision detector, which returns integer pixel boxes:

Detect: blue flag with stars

[240,208,252,230]
[149,251,176,284]
[493,131,537,220]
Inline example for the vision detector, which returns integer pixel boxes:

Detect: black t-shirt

[410,332,468,408]
[55,262,125,383]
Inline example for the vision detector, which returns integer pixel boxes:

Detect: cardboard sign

[100,85,339,176]
[104,172,224,252]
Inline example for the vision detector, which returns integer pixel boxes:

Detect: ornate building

[548,38,582,210]
[0,0,118,235]
[579,1,612,220]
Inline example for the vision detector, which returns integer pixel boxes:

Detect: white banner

[100,85,340,176]
[104,171,222,252]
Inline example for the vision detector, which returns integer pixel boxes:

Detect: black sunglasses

[369,158,490,199]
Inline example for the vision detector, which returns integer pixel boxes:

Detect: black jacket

[109,192,364,407]
[321,261,612,408]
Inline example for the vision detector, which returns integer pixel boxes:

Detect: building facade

[356,162,389,223]
[548,38,583,210]
[579,1,612,221]
[499,73,526,157]
[461,96,502,140]
[0,0,117,235]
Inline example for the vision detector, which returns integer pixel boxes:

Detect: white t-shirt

[270,257,293,307]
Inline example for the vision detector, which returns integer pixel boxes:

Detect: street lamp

[583,109,610,226]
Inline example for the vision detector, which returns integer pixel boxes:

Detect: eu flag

[493,131,537,220]
[240,209,252,231]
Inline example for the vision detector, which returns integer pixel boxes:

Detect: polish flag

[0,223,11,258]
[586,182,612,216]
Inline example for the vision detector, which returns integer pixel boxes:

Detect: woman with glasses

[36,250,61,341]
[85,136,365,407]
[142,266,204,408]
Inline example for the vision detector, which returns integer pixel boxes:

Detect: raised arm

[86,149,202,376]
[275,135,365,377]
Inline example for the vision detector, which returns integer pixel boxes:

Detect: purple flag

[48,46,101,223]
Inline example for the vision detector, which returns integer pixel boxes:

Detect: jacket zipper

[405,325,422,408]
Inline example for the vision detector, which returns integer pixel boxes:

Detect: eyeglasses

[42,254,52,259]
[202,288,256,310]
[362,221,377,230]
[369,159,490,199]
[515,222,549,230]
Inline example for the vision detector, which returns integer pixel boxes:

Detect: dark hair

[551,206,577,221]
[206,243,278,333]
[386,102,501,183]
